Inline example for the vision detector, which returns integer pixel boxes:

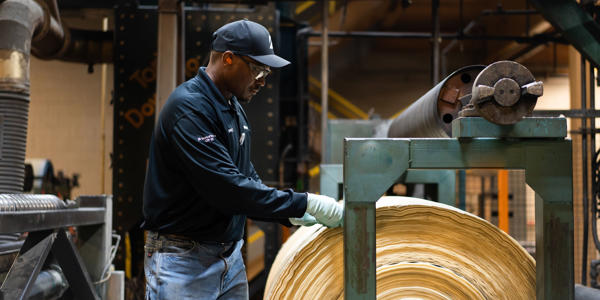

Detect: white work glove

[289,212,318,226]
[305,193,343,228]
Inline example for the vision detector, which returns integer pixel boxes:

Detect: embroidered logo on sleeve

[198,134,216,143]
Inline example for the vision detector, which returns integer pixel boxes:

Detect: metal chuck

[459,60,543,125]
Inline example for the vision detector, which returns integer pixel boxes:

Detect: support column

[343,139,409,299]
[526,140,574,299]
[156,0,178,116]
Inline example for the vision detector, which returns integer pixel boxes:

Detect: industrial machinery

[0,195,114,299]
[321,64,495,205]
[316,61,577,299]
[459,61,543,125]
[321,65,493,205]
[0,1,118,298]
[387,61,543,138]
[387,65,485,138]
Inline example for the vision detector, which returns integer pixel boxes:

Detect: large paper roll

[265,197,535,299]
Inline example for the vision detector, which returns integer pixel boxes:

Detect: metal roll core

[388,65,485,138]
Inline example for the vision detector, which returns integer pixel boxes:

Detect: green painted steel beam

[343,138,409,300]
[411,138,528,169]
[458,170,466,210]
[321,164,456,205]
[528,0,600,67]
[452,117,567,138]
[403,169,456,206]
[320,164,343,199]
[525,137,574,299]
[344,139,410,204]
[327,119,384,164]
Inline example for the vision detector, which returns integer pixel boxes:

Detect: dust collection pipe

[0,2,105,297]
[0,0,110,193]
[0,0,48,192]
[387,65,485,138]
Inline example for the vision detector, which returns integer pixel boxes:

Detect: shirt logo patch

[198,134,216,143]
[243,125,248,130]
[228,128,234,133]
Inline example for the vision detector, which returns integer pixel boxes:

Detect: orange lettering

[125,109,144,128]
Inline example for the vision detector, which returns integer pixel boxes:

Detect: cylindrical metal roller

[388,65,485,138]
[460,60,542,125]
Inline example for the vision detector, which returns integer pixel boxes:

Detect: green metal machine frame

[320,164,455,206]
[322,119,456,205]
[343,117,573,299]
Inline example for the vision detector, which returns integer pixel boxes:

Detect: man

[142,19,343,300]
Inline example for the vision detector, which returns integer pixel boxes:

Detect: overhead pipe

[50,29,113,65]
[29,0,66,59]
[441,20,478,77]
[0,0,44,92]
[304,30,566,44]
[0,0,113,193]
[481,8,539,16]
[442,6,546,77]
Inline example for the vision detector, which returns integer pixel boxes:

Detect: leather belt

[148,231,235,247]
[147,231,193,241]
[161,233,192,241]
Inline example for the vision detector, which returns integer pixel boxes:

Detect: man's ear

[223,51,234,65]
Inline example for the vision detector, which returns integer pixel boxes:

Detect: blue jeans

[144,232,248,300]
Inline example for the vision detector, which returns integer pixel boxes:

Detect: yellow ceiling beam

[308,76,368,119]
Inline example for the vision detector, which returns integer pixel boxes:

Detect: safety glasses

[238,55,271,80]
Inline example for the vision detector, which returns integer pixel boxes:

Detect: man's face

[230,54,270,103]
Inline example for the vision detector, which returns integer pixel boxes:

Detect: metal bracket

[0,229,99,300]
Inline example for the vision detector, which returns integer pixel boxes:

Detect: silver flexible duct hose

[0,92,29,192]
[0,194,65,211]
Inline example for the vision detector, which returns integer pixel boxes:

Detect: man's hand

[306,193,343,228]
[289,212,318,226]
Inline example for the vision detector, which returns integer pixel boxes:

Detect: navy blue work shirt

[142,67,307,242]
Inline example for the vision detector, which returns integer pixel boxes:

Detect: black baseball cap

[211,19,290,68]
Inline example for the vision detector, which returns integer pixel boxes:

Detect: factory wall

[27,57,114,198]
